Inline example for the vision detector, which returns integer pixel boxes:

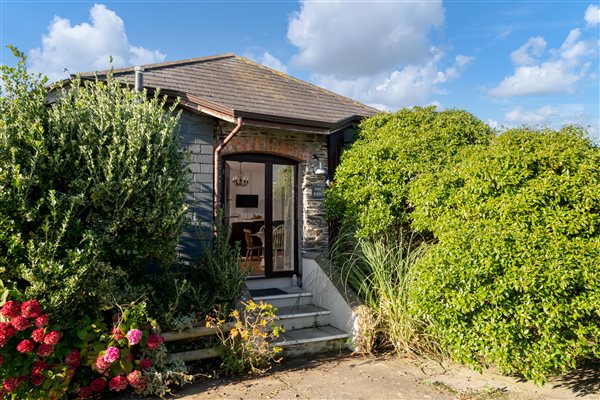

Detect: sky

[1,0,599,140]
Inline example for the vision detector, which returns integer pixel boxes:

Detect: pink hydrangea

[31,373,44,386]
[146,333,164,350]
[43,330,61,346]
[127,370,147,391]
[31,361,47,375]
[32,327,45,343]
[11,315,30,331]
[37,343,54,357]
[16,339,34,353]
[34,314,49,328]
[111,326,124,340]
[66,349,80,368]
[140,358,152,370]
[108,375,128,391]
[21,299,41,318]
[126,328,142,346]
[103,346,120,363]
[95,355,110,372]
[2,376,19,393]
[0,322,15,347]
[90,377,106,392]
[1,301,21,319]
[78,386,93,398]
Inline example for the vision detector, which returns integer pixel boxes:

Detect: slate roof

[79,54,378,129]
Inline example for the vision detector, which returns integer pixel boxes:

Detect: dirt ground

[152,352,599,400]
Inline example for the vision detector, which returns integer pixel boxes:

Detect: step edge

[276,310,330,320]
[271,333,349,347]
[253,292,312,301]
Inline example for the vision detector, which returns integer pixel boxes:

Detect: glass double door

[223,155,297,277]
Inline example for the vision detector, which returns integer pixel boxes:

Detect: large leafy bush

[325,106,493,237]
[409,126,600,382]
[0,49,189,317]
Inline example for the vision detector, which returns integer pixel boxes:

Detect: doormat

[249,288,287,297]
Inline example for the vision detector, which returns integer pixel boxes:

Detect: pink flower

[90,377,106,392]
[66,349,80,368]
[43,330,61,346]
[127,370,147,391]
[2,377,19,393]
[1,301,20,319]
[78,386,94,398]
[108,375,128,391]
[21,300,41,318]
[126,328,142,346]
[0,322,15,347]
[34,314,48,328]
[32,327,45,343]
[16,339,34,353]
[31,373,44,386]
[11,315,30,331]
[31,361,47,375]
[140,358,152,370]
[146,333,164,350]
[103,346,120,363]
[37,343,54,357]
[95,354,110,372]
[111,326,124,340]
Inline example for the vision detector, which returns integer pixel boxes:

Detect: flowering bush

[208,301,283,375]
[0,296,173,399]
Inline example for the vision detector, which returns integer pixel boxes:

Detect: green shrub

[409,126,600,382]
[325,106,493,238]
[0,48,189,318]
[332,232,439,355]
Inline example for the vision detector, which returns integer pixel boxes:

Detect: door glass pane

[272,164,294,272]
[226,160,265,277]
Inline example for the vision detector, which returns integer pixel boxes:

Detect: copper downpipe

[213,117,243,229]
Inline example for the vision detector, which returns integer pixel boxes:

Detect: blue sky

[1,1,599,140]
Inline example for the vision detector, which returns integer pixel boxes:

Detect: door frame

[222,153,299,278]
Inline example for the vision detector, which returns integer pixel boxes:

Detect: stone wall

[220,123,330,256]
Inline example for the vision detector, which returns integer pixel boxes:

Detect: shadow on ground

[552,359,600,397]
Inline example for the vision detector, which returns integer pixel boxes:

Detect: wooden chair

[243,228,263,268]
[272,224,284,268]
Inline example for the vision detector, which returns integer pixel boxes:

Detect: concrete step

[252,287,312,308]
[271,325,349,357]
[245,277,291,290]
[275,304,330,330]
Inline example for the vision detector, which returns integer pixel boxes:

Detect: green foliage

[0,48,189,319]
[332,229,439,356]
[209,301,283,375]
[325,106,493,237]
[409,126,600,382]
[195,217,246,311]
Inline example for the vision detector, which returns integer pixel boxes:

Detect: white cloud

[502,104,599,141]
[584,4,600,28]
[510,37,547,65]
[486,119,499,129]
[504,105,560,125]
[314,51,472,111]
[28,4,165,82]
[256,52,288,73]
[287,0,444,77]
[286,1,470,111]
[489,28,597,97]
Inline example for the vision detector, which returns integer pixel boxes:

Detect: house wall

[176,110,215,261]
[220,124,330,257]
[175,114,332,263]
